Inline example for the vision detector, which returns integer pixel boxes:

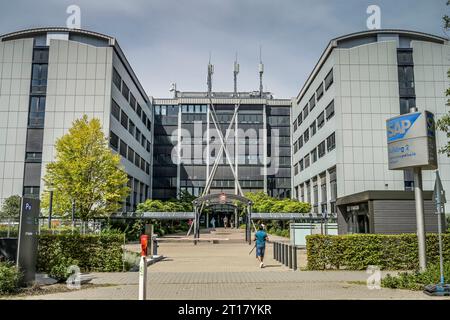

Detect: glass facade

[152,100,291,200]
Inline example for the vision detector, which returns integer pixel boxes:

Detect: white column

[235,103,239,195]
[263,104,268,193]
[176,106,181,199]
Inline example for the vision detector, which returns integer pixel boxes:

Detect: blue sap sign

[387,113,421,142]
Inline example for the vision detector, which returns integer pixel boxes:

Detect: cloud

[0,0,447,98]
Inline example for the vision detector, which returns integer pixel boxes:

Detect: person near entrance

[223,215,229,229]
[230,215,235,228]
[254,225,269,268]
[210,217,216,229]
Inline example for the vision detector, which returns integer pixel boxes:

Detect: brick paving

[17,229,450,300]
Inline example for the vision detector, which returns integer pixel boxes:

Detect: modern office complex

[0,27,153,211]
[152,90,292,201]
[291,30,450,233]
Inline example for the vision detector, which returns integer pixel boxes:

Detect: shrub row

[306,234,450,270]
[37,233,125,276]
[0,261,22,294]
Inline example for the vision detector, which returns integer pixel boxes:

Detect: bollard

[281,243,285,264]
[273,242,276,260]
[288,245,293,269]
[138,256,147,300]
[284,244,288,266]
[293,246,297,271]
[276,242,280,261]
[152,235,158,256]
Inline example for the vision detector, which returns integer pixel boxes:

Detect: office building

[0,27,153,211]
[291,30,450,233]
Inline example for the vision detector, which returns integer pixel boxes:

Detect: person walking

[230,215,235,229]
[223,215,229,229]
[254,224,269,268]
[210,216,216,229]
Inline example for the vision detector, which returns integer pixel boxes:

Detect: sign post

[16,197,40,285]
[386,108,438,271]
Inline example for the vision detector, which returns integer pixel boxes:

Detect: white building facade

[291,30,450,233]
[0,28,153,211]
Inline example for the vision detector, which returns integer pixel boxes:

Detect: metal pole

[138,256,147,300]
[414,167,427,271]
[437,210,445,285]
[277,242,280,261]
[273,242,276,260]
[48,190,53,229]
[71,200,75,234]
[293,246,297,271]
[285,244,288,266]
[288,245,293,269]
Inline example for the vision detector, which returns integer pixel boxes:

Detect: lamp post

[48,187,54,229]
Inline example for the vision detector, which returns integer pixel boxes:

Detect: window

[317,112,325,129]
[303,105,309,120]
[109,131,119,150]
[121,82,130,102]
[111,99,120,121]
[311,148,317,163]
[400,98,416,115]
[298,135,303,149]
[120,110,128,129]
[113,68,121,90]
[316,83,324,101]
[25,152,42,162]
[304,154,310,169]
[33,49,49,63]
[128,120,135,136]
[127,147,135,163]
[31,64,48,93]
[28,96,46,127]
[327,133,336,152]
[146,162,150,175]
[304,129,309,143]
[297,113,302,126]
[398,66,415,89]
[119,140,127,157]
[135,128,141,142]
[146,141,151,152]
[294,163,299,175]
[397,49,414,65]
[309,95,316,112]
[142,112,147,128]
[142,136,147,148]
[136,104,142,119]
[325,69,334,90]
[134,153,141,168]
[326,100,335,120]
[299,159,304,172]
[293,119,297,132]
[318,140,326,158]
[129,93,136,111]
[23,186,40,199]
[310,121,317,137]
[146,118,152,132]
[140,158,146,171]
[294,140,299,153]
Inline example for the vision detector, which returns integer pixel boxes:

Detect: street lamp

[48,186,55,229]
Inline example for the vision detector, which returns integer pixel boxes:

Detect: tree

[437,1,450,156]
[0,195,21,219]
[41,115,129,221]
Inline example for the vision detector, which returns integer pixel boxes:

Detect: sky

[0,0,447,98]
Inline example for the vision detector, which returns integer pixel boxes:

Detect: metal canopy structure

[110,212,195,220]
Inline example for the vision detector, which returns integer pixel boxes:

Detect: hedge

[306,234,450,270]
[37,233,125,274]
[0,261,22,294]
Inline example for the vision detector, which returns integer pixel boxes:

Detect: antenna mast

[233,52,239,97]
[259,46,264,97]
[207,52,214,97]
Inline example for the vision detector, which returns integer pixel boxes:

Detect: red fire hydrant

[140,235,149,257]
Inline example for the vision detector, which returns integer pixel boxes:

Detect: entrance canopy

[193,193,252,207]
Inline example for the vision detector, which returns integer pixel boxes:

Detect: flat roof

[336,190,434,206]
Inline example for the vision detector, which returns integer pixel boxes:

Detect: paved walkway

[19,229,449,300]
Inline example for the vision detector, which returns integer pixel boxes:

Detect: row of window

[113,68,151,132]
[111,99,151,152]
[110,131,151,175]
[294,68,334,131]
[293,100,335,154]
[294,132,335,175]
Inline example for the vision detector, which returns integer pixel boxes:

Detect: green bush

[37,233,125,275]
[306,234,450,270]
[0,262,22,294]
[382,263,450,290]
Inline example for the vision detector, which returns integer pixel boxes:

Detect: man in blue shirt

[254,225,269,268]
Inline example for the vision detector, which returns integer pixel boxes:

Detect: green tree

[437,1,450,155]
[41,115,129,221]
[0,195,21,219]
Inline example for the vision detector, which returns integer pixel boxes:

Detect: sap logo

[387,113,420,142]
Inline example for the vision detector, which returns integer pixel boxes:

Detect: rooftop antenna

[259,45,264,97]
[207,52,214,97]
[233,52,239,97]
